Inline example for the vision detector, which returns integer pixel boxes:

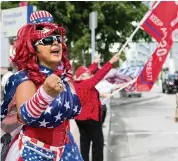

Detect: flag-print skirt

[5,130,83,161]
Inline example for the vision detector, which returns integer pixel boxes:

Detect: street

[106,87,178,161]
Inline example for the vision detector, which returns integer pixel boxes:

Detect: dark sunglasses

[34,35,62,46]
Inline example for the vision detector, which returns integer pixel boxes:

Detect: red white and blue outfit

[1,65,83,161]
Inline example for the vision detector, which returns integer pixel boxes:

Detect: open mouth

[51,49,59,55]
[51,50,59,54]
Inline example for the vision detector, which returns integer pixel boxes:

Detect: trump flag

[136,28,173,91]
[141,1,178,42]
[136,1,178,91]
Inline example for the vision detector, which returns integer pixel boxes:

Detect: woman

[1,11,83,161]
[74,54,119,161]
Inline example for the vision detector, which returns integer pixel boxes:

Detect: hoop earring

[35,57,38,64]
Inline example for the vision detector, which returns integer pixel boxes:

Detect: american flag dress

[1,65,83,161]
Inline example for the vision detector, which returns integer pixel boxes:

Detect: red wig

[11,23,72,87]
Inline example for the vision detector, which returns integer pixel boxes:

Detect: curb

[103,102,111,161]
[114,95,161,107]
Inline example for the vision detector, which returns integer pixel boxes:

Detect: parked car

[162,74,178,94]
[121,89,142,98]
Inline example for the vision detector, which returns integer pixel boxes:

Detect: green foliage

[1,1,20,9]
[1,1,150,70]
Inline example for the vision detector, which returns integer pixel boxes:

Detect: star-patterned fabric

[1,65,83,161]
[17,131,83,161]
[19,68,81,127]
[5,131,83,161]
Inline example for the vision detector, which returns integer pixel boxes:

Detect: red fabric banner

[141,1,178,42]
[136,1,178,91]
[136,30,173,91]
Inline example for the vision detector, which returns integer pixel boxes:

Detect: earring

[58,62,64,70]
[35,57,38,63]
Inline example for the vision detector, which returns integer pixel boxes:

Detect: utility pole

[89,11,98,63]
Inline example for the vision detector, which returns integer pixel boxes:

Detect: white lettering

[145,27,169,82]
[146,57,153,81]
[156,27,168,58]
[159,40,167,48]
[160,28,167,36]
[157,48,167,57]
[149,14,163,26]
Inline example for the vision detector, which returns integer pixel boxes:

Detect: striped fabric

[106,71,136,91]
[30,10,53,24]
[105,65,144,92]
[2,65,83,161]
[25,86,54,118]
[18,132,64,161]
[5,130,83,161]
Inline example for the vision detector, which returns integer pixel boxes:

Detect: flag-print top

[1,65,81,128]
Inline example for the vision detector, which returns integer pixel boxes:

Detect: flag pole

[102,1,161,102]
[115,1,161,57]
[102,78,137,103]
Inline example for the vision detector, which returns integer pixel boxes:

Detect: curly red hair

[11,23,72,87]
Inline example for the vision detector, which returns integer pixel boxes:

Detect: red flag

[141,1,178,42]
[19,1,28,7]
[136,29,173,91]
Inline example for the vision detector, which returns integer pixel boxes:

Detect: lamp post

[89,11,98,63]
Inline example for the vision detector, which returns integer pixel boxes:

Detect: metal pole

[91,28,95,63]
[175,93,178,121]
[89,11,98,63]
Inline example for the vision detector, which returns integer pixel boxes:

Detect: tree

[2,1,150,70]
[1,1,21,9]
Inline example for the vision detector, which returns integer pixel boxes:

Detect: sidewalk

[70,84,162,160]
[103,103,111,161]
[116,92,161,106]
[69,103,111,161]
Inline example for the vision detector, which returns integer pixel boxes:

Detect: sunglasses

[34,35,62,46]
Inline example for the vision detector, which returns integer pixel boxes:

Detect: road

[106,88,178,161]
